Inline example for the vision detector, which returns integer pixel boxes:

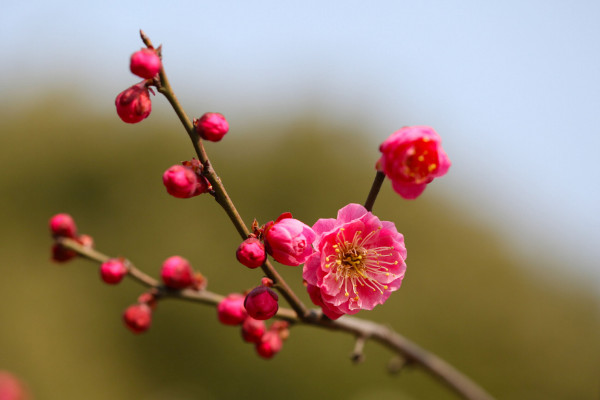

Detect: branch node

[351,335,367,364]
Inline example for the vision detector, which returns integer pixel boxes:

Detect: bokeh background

[1,1,599,399]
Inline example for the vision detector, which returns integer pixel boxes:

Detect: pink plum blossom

[303,203,407,318]
[378,126,450,199]
[264,213,316,266]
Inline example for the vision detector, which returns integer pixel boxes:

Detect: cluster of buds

[217,286,288,359]
[115,47,161,124]
[162,159,212,199]
[236,212,316,270]
[122,256,205,334]
[49,213,94,263]
[123,292,157,334]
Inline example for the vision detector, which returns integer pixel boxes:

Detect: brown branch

[364,170,386,212]
[56,238,495,400]
[140,33,308,319]
[131,31,495,400]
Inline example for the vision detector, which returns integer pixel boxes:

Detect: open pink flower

[303,204,407,318]
[378,126,450,199]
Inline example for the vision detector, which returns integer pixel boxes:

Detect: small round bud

[241,317,266,343]
[192,272,208,291]
[160,256,194,289]
[49,213,77,238]
[115,83,152,124]
[123,303,152,334]
[51,243,77,263]
[244,286,279,320]
[162,165,199,198]
[100,258,128,284]
[236,238,266,269]
[255,330,283,359]
[195,112,229,142]
[217,293,247,326]
[137,292,158,310]
[269,320,290,341]
[260,277,274,287]
[76,234,94,248]
[0,371,30,400]
[130,48,161,79]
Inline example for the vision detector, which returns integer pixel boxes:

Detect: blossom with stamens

[378,125,450,199]
[303,203,407,318]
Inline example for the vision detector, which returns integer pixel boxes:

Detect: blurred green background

[0,93,598,400]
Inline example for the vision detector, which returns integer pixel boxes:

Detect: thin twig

[142,33,308,318]
[364,170,386,212]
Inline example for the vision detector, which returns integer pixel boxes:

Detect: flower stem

[142,33,308,319]
[364,171,386,212]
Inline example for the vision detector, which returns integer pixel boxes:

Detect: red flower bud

[244,286,279,320]
[160,256,194,289]
[100,258,128,284]
[51,243,76,263]
[123,303,152,334]
[236,238,266,269]
[217,293,247,325]
[241,317,266,343]
[255,330,283,359]
[130,48,161,79]
[49,213,77,238]
[195,112,229,142]
[115,83,152,124]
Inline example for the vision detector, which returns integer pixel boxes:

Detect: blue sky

[3,1,599,291]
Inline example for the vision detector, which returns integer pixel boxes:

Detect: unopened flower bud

[217,293,247,325]
[162,165,198,198]
[241,317,266,343]
[49,213,77,238]
[123,303,152,334]
[137,292,158,310]
[269,320,290,341]
[160,256,194,289]
[77,234,94,248]
[100,258,128,284]
[244,286,279,320]
[195,112,229,142]
[261,277,274,287]
[0,371,30,400]
[264,214,316,266]
[130,48,161,79]
[51,244,76,263]
[255,330,283,359]
[192,272,208,291]
[236,238,266,269]
[115,83,152,124]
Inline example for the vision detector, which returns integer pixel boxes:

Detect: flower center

[325,228,399,302]
[402,138,439,183]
